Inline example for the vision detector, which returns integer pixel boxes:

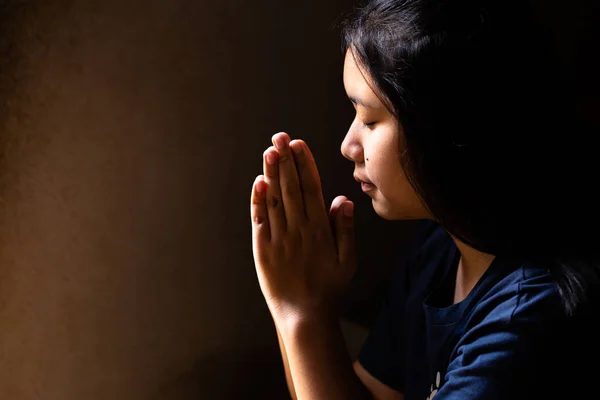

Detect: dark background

[0,1,596,399]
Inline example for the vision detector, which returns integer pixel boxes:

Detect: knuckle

[252,196,262,205]
[302,182,320,197]
[297,228,307,244]
[278,152,292,163]
[265,167,277,178]
[268,195,280,209]
[281,182,297,198]
[251,206,267,226]
[253,213,265,225]
[306,222,322,237]
[288,227,302,242]
[310,227,328,244]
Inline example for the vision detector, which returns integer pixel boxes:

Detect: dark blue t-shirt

[358,221,598,399]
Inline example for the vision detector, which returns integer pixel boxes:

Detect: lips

[354,174,373,185]
[354,174,376,192]
[361,182,376,192]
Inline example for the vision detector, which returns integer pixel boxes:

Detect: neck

[449,235,495,304]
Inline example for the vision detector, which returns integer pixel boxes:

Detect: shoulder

[459,263,564,361]
[469,263,562,328]
[443,263,595,398]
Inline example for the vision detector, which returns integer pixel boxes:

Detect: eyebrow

[348,95,380,109]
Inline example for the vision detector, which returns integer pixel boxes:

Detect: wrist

[274,305,339,338]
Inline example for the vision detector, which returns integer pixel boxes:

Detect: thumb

[335,200,357,274]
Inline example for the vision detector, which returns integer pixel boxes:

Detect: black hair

[341,0,600,315]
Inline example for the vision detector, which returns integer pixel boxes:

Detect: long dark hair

[341,0,600,315]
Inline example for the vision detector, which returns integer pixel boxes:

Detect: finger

[290,139,327,222]
[251,175,271,245]
[335,200,357,273]
[329,195,348,251]
[329,195,349,220]
[263,146,286,239]
[272,132,305,229]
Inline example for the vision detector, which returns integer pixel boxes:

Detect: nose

[340,122,363,163]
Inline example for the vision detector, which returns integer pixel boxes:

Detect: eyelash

[363,121,376,129]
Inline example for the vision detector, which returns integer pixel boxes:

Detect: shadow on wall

[152,322,371,399]
[152,345,289,399]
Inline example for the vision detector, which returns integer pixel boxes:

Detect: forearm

[277,310,371,400]
[276,324,298,400]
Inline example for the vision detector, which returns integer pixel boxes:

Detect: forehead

[343,48,365,88]
[343,48,382,107]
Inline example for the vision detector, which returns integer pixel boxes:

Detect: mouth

[354,174,376,192]
[361,182,376,192]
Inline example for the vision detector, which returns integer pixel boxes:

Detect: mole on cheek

[366,158,369,162]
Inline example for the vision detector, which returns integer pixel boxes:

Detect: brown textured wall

[0,1,413,398]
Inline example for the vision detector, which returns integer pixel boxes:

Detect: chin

[372,197,429,221]
[372,199,399,220]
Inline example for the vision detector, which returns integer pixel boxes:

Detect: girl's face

[341,48,431,220]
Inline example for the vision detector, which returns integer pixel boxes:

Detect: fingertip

[290,140,303,155]
[263,146,279,164]
[272,132,291,151]
[255,177,266,194]
[263,145,277,154]
[331,195,348,209]
[290,139,305,146]
[251,177,270,233]
[275,131,290,140]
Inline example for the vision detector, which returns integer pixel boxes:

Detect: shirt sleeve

[357,221,439,393]
[434,275,579,400]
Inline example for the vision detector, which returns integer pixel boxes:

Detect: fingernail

[274,136,287,150]
[266,152,276,165]
[256,179,266,193]
[343,202,354,217]
[292,143,302,154]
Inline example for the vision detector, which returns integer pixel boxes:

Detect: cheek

[365,135,401,187]
[374,157,404,192]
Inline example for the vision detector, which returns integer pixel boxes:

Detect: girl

[250,0,599,399]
